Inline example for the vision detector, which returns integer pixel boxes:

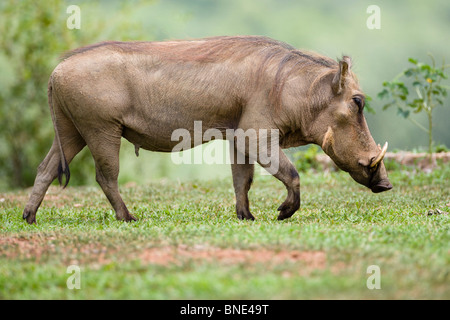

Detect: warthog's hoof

[115,207,138,222]
[236,208,255,221]
[22,209,37,225]
[126,215,137,222]
[277,199,300,221]
[118,213,137,222]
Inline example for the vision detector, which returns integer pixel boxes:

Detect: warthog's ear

[332,56,352,95]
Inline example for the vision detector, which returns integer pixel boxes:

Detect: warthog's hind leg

[23,134,85,224]
[23,141,61,224]
[87,132,136,222]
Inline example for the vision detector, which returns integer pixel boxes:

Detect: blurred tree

[0,0,151,190]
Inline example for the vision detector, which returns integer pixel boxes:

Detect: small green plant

[378,55,449,163]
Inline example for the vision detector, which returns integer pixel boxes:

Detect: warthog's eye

[352,96,365,112]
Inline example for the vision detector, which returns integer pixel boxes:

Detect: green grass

[1,165,449,299]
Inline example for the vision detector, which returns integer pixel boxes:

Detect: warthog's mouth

[370,179,393,193]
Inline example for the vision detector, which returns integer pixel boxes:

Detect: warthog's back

[51,36,296,151]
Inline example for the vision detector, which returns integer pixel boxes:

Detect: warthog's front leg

[230,141,255,220]
[259,148,300,220]
[230,153,255,221]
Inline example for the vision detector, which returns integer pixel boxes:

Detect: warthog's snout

[351,142,392,193]
[368,142,392,193]
[370,178,393,193]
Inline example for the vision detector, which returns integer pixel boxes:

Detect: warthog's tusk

[370,142,388,168]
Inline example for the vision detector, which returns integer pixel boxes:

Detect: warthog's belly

[122,126,177,153]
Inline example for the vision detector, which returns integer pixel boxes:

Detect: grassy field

[0,164,449,299]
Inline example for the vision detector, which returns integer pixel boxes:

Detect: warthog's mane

[61,36,342,111]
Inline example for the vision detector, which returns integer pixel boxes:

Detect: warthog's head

[314,56,392,193]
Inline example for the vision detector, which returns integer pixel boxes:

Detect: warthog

[23,36,392,224]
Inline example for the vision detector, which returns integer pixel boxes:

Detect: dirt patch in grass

[137,244,326,268]
[0,235,58,261]
[0,235,109,264]
[0,235,327,273]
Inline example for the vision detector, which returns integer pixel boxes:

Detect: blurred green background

[0,0,449,191]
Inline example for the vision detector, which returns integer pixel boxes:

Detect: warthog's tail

[48,78,70,188]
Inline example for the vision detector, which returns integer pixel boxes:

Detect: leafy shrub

[378,55,449,161]
[292,145,323,172]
